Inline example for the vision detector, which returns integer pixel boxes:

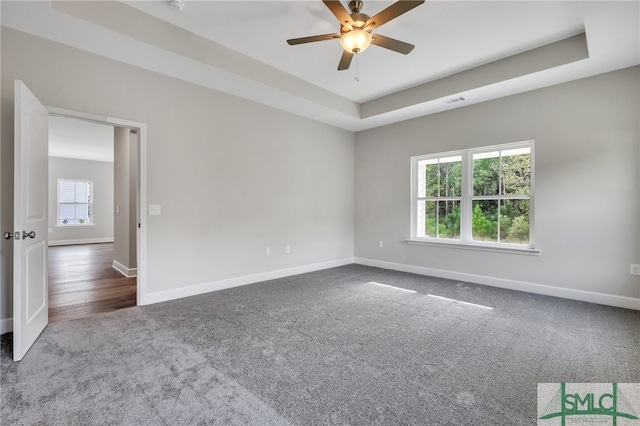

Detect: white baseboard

[4,256,632,335]
[49,237,114,246]
[355,257,640,311]
[142,257,355,305]
[112,260,137,278]
[1,317,13,334]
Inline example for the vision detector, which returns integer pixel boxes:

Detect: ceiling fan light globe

[340,29,372,53]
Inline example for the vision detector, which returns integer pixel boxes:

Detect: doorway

[45,108,146,321]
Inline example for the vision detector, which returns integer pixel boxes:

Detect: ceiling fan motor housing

[341,12,372,38]
[350,13,370,29]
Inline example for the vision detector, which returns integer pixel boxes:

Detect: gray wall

[355,66,640,300]
[129,131,138,269]
[48,156,114,245]
[113,127,136,272]
[1,27,355,323]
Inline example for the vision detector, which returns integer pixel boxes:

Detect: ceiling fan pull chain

[355,53,360,82]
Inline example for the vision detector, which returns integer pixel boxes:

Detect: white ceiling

[124,0,589,102]
[49,116,114,163]
[2,1,639,131]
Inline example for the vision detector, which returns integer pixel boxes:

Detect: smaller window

[58,179,93,226]
[416,155,462,239]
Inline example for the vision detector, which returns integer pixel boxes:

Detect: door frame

[46,106,148,305]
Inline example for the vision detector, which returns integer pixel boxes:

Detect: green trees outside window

[420,156,462,239]
[472,148,531,244]
[413,143,533,247]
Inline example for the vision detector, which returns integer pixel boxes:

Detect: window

[58,179,93,226]
[411,141,534,250]
[416,155,462,239]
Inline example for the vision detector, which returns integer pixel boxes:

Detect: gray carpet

[2,264,639,425]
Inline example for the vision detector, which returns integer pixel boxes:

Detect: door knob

[22,231,36,239]
[3,231,20,240]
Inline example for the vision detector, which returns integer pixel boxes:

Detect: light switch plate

[149,204,161,216]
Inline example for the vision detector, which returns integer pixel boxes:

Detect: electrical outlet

[265,247,271,256]
[285,245,290,254]
[631,264,640,276]
[378,240,384,248]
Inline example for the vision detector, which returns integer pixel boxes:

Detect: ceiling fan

[287,0,425,71]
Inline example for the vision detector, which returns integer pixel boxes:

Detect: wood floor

[48,243,136,323]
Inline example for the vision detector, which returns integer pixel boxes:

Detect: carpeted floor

[2,265,639,425]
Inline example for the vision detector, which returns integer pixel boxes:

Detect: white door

[12,80,49,361]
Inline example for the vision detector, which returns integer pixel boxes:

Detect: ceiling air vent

[446,96,466,105]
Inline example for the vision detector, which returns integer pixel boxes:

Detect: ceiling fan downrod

[349,1,364,14]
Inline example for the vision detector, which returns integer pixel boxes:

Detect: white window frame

[57,179,94,227]
[410,141,538,254]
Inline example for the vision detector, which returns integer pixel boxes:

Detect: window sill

[54,224,96,229]
[405,239,541,256]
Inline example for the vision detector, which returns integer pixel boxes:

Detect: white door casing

[13,80,49,361]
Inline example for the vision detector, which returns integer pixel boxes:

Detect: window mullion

[436,161,440,238]
[528,146,536,248]
[498,152,502,243]
[460,152,472,243]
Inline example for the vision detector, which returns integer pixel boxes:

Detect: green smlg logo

[538,383,639,426]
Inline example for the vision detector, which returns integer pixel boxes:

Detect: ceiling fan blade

[287,34,341,45]
[338,50,354,70]
[367,0,425,29]
[371,34,415,54]
[323,0,353,24]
